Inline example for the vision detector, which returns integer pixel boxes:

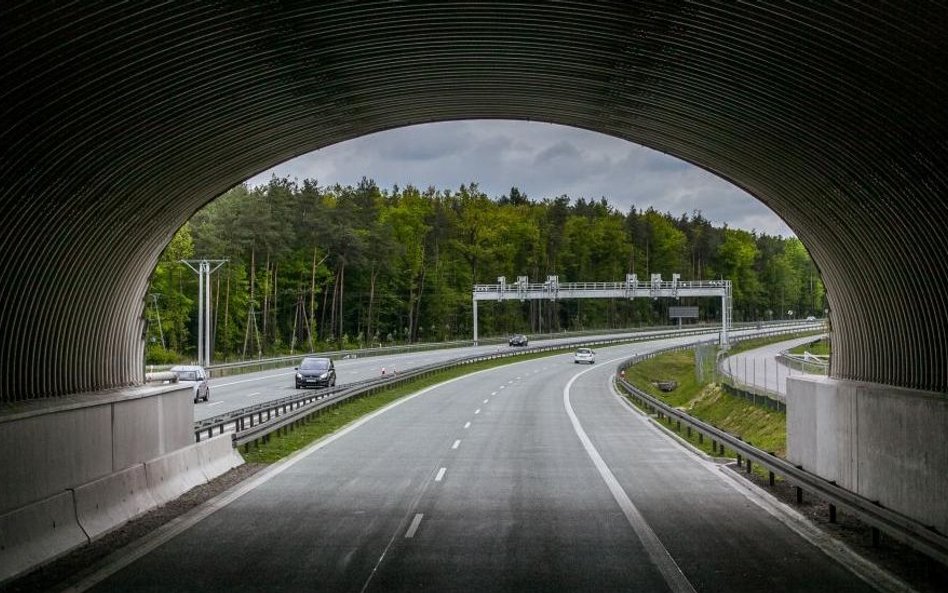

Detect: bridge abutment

[787,375,948,535]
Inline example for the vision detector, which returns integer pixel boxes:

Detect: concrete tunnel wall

[0,1,946,402]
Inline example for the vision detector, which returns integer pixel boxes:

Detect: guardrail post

[769,471,775,486]
[686,426,692,437]
[829,504,837,523]
[796,486,803,504]
[872,527,880,547]
[746,459,752,474]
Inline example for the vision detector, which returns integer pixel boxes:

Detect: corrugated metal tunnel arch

[0,1,946,402]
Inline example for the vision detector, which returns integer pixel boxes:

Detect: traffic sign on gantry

[472,274,732,345]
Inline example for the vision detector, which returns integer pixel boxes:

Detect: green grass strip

[619,332,816,477]
[789,337,831,356]
[241,349,571,463]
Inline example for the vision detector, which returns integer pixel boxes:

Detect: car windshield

[300,358,330,371]
[172,370,197,381]
[577,349,592,355]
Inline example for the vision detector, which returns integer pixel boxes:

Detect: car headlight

[296,373,302,380]
[319,372,328,379]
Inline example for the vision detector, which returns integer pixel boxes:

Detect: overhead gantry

[472,275,732,345]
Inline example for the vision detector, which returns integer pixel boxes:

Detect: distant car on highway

[574,348,596,364]
[806,315,817,322]
[170,365,210,403]
[509,334,529,347]
[295,356,336,389]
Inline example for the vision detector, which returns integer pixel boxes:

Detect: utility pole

[181,259,227,367]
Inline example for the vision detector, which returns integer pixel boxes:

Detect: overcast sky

[245,120,793,237]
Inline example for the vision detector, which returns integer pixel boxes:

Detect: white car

[574,348,596,364]
[170,365,210,403]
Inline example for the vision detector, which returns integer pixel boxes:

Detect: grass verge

[619,332,807,475]
[789,337,831,356]
[241,349,570,463]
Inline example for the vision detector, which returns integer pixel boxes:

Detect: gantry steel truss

[472,274,732,346]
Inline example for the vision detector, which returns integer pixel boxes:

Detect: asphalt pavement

[81,335,876,592]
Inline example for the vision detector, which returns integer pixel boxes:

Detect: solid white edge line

[564,360,697,593]
[405,513,424,538]
[435,467,446,482]
[606,374,917,593]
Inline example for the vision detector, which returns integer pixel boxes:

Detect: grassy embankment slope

[620,332,823,463]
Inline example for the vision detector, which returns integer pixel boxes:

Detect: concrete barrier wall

[197,434,244,481]
[73,464,157,541]
[0,406,112,516]
[0,430,245,583]
[0,491,88,583]
[112,389,193,471]
[144,442,209,506]
[0,385,192,516]
[787,375,948,535]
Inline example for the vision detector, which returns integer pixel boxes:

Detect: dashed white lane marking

[452,439,461,449]
[491,391,497,396]
[405,513,424,538]
[464,421,471,429]
[564,361,697,593]
[474,409,481,415]
[207,401,223,407]
[499,385,505,390]
[435,468,447,482]
[483,399,489,404]
[215,372,292,388]
[247,392,261,397]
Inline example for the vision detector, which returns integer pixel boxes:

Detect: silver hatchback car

[574,348,596,364]
[170,365,210,403]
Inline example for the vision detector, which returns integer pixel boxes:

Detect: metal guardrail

[616,345,948,566]
[195,324,777,445]
[778,340,830,375]
[159,320,808,379]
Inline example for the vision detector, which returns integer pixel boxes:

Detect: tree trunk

[309,246,318,351]
[223,270,230,358]
[262,252,270,344]
[366,262,378,341]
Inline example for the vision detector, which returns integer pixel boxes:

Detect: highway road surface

[77,334,879,592]
[719,334,826,398]
[194,328,717,422]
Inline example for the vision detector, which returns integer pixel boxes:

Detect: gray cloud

[246,120,794,236]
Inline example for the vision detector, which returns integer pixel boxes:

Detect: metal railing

[616,347,948,566]
[158,320,807,380]
[195,324,767,445]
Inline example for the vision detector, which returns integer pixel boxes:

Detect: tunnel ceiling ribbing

[0,2,946,401]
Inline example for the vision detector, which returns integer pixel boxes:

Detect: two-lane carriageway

[75,336,881,592]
